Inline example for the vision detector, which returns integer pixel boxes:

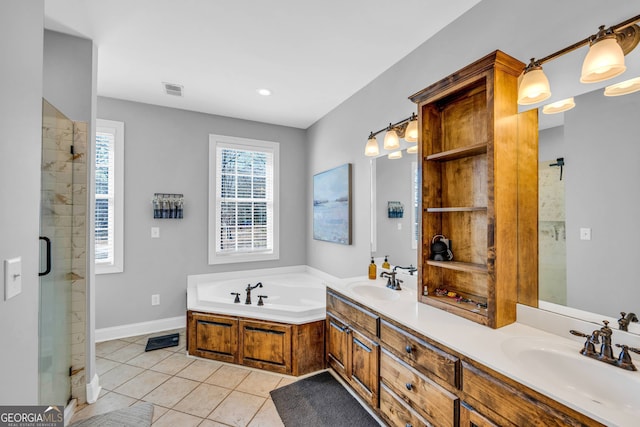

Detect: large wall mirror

[371,47,640,335]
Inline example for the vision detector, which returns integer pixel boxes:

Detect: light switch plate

[151,227,160,238]
[580,227,592,241]
[4,257,22,300]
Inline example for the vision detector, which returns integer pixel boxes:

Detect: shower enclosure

[39,100,88,406]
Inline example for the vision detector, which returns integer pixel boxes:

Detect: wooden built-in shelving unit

[410,50,538,328]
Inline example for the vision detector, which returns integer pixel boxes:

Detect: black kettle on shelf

[430,234,453,261]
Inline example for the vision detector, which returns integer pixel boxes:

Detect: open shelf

[425,142,487,162]
[426,260,487,274]
[426,207,487,213]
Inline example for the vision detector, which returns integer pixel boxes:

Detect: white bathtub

[187,266,334,324]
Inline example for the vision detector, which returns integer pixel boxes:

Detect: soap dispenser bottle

[368,257,377,280]
[382,255,390,270]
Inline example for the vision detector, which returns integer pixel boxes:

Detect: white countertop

[327,275,640,427]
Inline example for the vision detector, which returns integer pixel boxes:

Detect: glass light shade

[518,68,551,105]
[406,144,418,154]
[404,120,418,142]
[604,77,640,96]
[388,150,402,159]
[364,135,379,156]
[383,129,400,150]
[580,36,626,83]
[542,97,576,114]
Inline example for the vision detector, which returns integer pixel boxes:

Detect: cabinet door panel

[460,402,499,427]
[188,312,238,364]
[240,319,291,374]
[351,329,379,408]
[326,315,349,378]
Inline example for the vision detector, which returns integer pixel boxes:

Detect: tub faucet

[245,282,263,305]
[618,312,638,331]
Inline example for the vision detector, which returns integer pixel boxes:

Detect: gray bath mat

[270,371,380,426]
[69,402,153,427]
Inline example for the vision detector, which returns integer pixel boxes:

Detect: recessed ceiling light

[257,88,272,96]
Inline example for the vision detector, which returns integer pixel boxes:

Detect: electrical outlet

[580,228,592,241]
[151,294,160,305]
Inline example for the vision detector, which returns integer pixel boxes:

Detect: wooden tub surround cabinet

[187,310,325,376]
[326,288,603,427]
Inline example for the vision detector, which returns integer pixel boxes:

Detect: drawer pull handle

[405,345,413,354]
[406,424,413,427]
[345,328,351,334]
[405,382,413,391]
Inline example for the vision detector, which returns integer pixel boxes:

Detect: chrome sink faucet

[570,320,640,370]
[245,282,263,305]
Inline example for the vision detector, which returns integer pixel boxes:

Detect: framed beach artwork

[313,163,352,245]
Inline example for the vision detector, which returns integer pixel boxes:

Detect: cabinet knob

[405,382,413,391]
[345,328,351,334]
[406,424,413,427]
[405,345,413,354]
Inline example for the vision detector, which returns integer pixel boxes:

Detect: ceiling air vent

[162,82,184,97]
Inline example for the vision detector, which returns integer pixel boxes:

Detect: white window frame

[208,134,280,265]
[95,119,124,274]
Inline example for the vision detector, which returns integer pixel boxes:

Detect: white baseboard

[95,315,186,342]
[85,373,101,404]
[64,398,77,426]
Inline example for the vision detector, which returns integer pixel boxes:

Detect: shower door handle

[39,236,51,277]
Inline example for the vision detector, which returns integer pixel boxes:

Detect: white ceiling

[44,0,481,129]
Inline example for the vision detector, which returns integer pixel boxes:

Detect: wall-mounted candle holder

[153,193,184,219]
[388,201,404,218]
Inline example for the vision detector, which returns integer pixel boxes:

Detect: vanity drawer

[326,291,379,337]
[380,319,459,387]
[380,382,431,427]
[461,361,596,427]
[381,349,458,426]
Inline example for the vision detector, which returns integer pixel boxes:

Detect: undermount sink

[348,284,401,301]
[501,336,640,418]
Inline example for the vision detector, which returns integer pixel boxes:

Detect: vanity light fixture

[542,97,576,114]
[517,14,640,106]
[364,113,416,156]
[604,76,640,96]
[406,144,418,154]
[388,150,403,159]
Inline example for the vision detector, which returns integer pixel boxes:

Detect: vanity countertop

[326,275,640,427]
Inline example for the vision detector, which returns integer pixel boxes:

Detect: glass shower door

[39,99,73,406]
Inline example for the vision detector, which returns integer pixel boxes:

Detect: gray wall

[44,30,94,124]
[564,89,640,316]
[96,97,307,329]
[375,154,417,267]
[305,0,639,278]
[0,0,44,404]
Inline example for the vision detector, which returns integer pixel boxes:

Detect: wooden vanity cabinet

[409,50,538,328]
[326,291,380,408]
[460,360,604,427]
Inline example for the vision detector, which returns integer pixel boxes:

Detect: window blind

[95,131,115,264]
[215,144,274,255]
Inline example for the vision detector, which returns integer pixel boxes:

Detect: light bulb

[404,119,418,142]
[581,35,626,83]
[364,134,379,156]
[542,97,575,114]
[383,127,400,150]
[518,67,551,105]
[604,77,640,96]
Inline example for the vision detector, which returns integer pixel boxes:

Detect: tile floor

[70,328,297,426]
